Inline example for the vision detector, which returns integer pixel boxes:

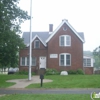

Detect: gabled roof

[78,32,85,42]
[22,32,51,47]
[22,19,85,47]
[46,19,85,43]
[83,51,93,57]
[27,34,47,47]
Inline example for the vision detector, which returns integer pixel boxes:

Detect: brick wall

[47,23,83,71]
[84,67,94,74]
[19,38,48,74]
[19,23,84,74]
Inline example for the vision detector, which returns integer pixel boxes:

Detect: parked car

[8,67,19,75]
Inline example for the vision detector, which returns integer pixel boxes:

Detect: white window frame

[34,40,40,48]
[83,58,91,67]
[26,57,29,66]
[59,35,71,46]
[59,53,71,66]
[32,57,36,66]
[20,57,27,66]
[20,57,36,66]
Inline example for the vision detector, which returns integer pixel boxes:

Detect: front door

[39,57,46,69]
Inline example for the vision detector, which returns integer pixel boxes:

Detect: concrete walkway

[6,76,53,89]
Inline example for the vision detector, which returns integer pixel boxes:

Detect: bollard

[40,74,44,87]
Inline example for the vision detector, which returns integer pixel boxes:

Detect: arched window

[59,35,71,46]
[59,53,71,66]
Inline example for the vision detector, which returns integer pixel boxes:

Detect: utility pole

[29,0,32,80]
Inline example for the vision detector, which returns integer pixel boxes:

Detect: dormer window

[34,40,40,48]
[59,35,71,46]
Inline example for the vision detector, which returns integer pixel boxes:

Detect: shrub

[76,69,84,75]
[68,69,84,75]
[15,70,36,75]
[45,68,60,75]
[68,70,77,74]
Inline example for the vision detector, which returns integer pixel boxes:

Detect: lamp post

[29,0,32,80]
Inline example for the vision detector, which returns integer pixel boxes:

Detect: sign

[91,92,100,100]
[50,54,58,58]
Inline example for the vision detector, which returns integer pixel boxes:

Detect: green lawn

[0,75,27,88]
[0,94,93,100]
[0,75,100,88]
[27,75,100,88]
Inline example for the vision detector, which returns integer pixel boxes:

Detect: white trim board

[27,34,47,47]
[46,19,84,43]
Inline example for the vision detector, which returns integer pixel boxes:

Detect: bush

[15,70,36,75]
[45,68,60,75]
[68,70,76,74]
[76,69,84,75]
[68,69,84,75]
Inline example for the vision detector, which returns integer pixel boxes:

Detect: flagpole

[29,0,32,80]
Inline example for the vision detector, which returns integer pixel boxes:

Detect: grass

[0,75,27,88]
[0,94,93,100]
[0,74,100,88]
[26,75,100,88]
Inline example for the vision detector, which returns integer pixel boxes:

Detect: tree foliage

[93,46,100,68]
[93,46,100,57]
[0,0,30,68]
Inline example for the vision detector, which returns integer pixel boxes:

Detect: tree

[93,46,100,68]
[0,0,30,68]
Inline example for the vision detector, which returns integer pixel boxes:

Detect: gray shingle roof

[22,32,51,46]
[78,32,85,42]
[22,31,84,46]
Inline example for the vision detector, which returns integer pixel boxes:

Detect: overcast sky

[19,0,100,52]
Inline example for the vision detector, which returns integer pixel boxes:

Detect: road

[0,88,100,94]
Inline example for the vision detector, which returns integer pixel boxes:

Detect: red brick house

[19,19,92,74]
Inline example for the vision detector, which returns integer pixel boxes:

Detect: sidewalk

[6,76,53,89]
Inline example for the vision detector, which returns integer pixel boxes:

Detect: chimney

[49,24,53,32]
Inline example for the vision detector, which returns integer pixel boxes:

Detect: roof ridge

[23,31,49,33]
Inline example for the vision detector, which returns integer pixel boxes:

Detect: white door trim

[39,56,46,69]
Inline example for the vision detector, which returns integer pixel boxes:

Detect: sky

[19,0,100,52]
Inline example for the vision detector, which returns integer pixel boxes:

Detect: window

[83,58,91,67]
[32,57,36,66]
[59,53,71,66]
[21,57,36,66]
[34,40,40,48]
[27,57,29,66]
[63,26,67,31]
[59,35,71,46]
[21,57,25,66]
